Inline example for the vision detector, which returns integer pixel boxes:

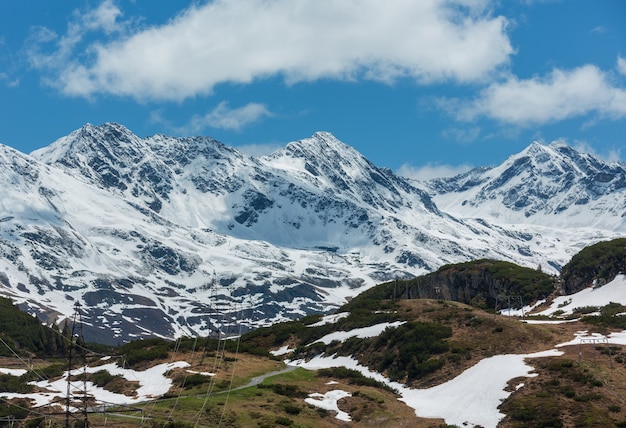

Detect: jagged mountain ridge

[425,141,626,231]
[0,123,622,344]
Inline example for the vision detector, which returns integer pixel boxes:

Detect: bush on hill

[581,302,626,330]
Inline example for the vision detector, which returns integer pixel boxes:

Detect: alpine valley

[0,123,623,344]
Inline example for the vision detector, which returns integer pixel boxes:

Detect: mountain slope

[0,124,623,344]
[425,141,626,231]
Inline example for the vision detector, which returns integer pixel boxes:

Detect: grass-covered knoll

[561,237,626,294]
[347,259,556,311]
[420,259,556,308]
[240,258,562,389]
[472,259,555,303]
[252,292,559,389]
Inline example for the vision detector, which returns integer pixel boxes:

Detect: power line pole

[66,302,88,428]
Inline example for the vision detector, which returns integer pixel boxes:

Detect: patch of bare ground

[498,344,626,427]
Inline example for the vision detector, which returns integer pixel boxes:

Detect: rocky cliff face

[401,260,556,309]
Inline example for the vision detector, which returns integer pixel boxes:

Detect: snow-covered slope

[0,123,622,343]
[425,141,626,231]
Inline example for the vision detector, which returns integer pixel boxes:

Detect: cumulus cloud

[618,56,626,76]
[397,162,473,181]
[454,64,626,125]
[26,0,128,81]
[78,0,124,34]
[441,126,481,143]
[28,0,513,100]
[568,139,622,163]
[177,102,273,133]
[0,72,19,88]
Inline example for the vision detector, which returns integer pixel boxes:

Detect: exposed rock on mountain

[0,123,623,343]
[425,141,626,231]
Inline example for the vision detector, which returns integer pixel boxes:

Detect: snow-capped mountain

[425,141,626,231]
[0,123,622,343]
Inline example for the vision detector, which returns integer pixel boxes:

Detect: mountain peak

[287,132,353,153]
[264,132,374,180]
[312,131,337,140]
[520,140,558,159]
[430,138,626,228]
[31,122,142,161]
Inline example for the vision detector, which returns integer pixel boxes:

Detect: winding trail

[228,365,298,392]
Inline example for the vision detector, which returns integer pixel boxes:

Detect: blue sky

[1,0,625,179]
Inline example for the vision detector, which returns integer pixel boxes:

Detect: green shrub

[89,369,117,387]
[274,416,293,426]
[119,338,170,367]
[21,363,65,382]
[257,383,306,398]
[572,306,599,315]
[0,374,33,393]
[407,358,445,379]
[174,373,212,389]
[24,417,45,428]
[372,321,451,383]
[0,399,31,418]
[283,404,301,415]
[315,407,329,417]
[317,366,396,392]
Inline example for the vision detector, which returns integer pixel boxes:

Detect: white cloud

[397,162,473,181]
[177,102,273,133]
[441,126,481,143]
[26,1,127,75]
[618,56,626,76]
[0,72,19,88]
[590,25,607,34]
[456,64,626,125]
[78,0,124,34]
[32,0,513,100]
[569,139,622,163]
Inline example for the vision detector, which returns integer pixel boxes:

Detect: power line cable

[216,300,245,428]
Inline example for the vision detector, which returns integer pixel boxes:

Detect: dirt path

[226,364,298,392]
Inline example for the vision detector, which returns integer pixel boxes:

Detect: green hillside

[561,237,626,294]
[0,297,69,358]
